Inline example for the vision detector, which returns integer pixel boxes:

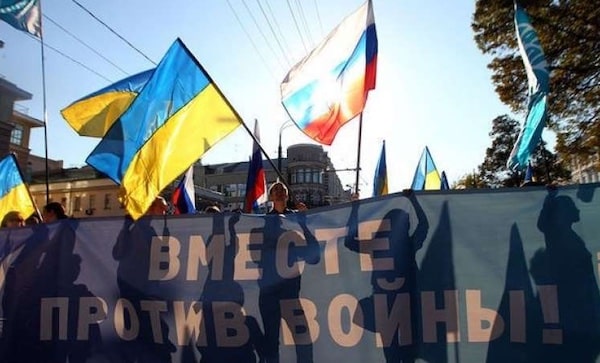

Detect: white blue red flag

[243,120,267,213]
[171,166,195,214]
[280,0,377,145]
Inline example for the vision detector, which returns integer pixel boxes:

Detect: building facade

[200,143,351,211]
[0,77,45,172]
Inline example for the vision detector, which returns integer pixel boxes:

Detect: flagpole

[354,113,364,196]
[178,43,287,186]
[39,0,50,205]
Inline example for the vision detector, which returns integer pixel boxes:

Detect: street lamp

[278,120,296,175]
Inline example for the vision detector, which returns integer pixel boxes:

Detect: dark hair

[1,211,24,228]
[43,202,68,219]
[25,215,41,225]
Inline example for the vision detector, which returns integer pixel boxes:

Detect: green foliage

[477,115,571,187]
[472,0,600,167]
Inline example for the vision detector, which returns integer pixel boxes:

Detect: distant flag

[0,154,37,220]
[86,38,242,220]
[280,0,377,145]
[171,166,196,214]
[411,147,442,190]
[243,120,267,213]
[372,140,388,197]
[0,0,41,38]
[507,2,550,171]
[440,171,450,190]
[524,161,533,183]
[61,69,154,137]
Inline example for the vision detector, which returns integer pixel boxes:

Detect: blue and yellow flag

[440,171,450,190]
[372,140,387,196]
[61,69,154,137]
[0,154,36,221]
[86,39,242,220]
[0,0,41,38]
[507,2,550,171]
[411,146,442,190]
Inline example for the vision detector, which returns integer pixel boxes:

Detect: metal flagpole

[38,0,50,205]
[354,113,364,196]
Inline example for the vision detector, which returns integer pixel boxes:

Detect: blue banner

[1,184,600,362]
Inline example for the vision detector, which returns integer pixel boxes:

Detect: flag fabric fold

[372,140,387,197]
[507,2,550,171]
[86,38,242,220]
[411,147,442,191]
[61,69,154,137]
[280,0,377,145]
[243,120,267,213]
[0,0,41,38]
[0,154,37,220]
[171,166,196,215]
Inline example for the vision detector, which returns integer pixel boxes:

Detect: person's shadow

[532,188,600,362]
[112,215,176,363]
[345,191,428,363]
[196,211,265,363]
[1,218,102,362]
[250,211,320,363]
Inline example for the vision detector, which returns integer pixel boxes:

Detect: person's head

[25,215,41,226]
[204,205,221,214]
[147,196,168,216]
[42,202,67,223]
[268,181,289,203]
[1,211,25,228]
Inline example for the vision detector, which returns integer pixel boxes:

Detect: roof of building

[204,159,288,174]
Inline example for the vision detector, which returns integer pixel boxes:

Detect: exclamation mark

[538,285,562,344]
[596,252,600,281]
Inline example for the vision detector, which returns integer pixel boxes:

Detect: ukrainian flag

[411,146,442,190]
[61,69,154,137]
[86,39,242,220]
[0,154,36,221]
[372,140,388,196]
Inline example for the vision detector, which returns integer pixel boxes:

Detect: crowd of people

[0,181,311,230]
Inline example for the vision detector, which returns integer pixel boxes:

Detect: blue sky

[1,0,521,194]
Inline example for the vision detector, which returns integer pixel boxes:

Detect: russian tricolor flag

[243,120,267,213]
[280,0,377,145]
[172,165,196,214]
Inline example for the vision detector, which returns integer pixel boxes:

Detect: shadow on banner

[528,188,600,362]
[0,219,103,362]
[345,191,429,362]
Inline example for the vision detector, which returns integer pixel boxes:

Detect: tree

[453,172,487,189]
[478,115,570,187]
[472,0,600,168]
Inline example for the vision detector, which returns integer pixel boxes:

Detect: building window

[313,170,320,184]
[291,173,296,184]
[297,169,304,183]
[10,124,23,145]
[89,194,96,209]
[74,196,81,211]
[104,193,111,210]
